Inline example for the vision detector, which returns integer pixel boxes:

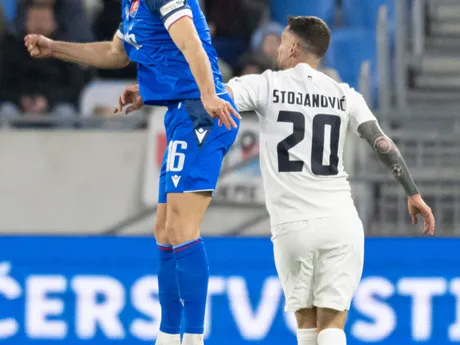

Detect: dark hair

[287,16,331,58]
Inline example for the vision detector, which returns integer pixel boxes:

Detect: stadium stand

[409,0,460,104]
[270,0,336,26]
[325,28,376,91]
[342,0,395,31]
[0,0,15,23]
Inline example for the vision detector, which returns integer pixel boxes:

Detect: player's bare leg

[155,203,182,345]
[316,308,348,345]
[166,192,212,345]
[295,308,318,345]
[155,203,169,244]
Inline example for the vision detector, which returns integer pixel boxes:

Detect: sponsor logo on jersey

[195,128,208,144]
[130,0,140,18]
[171,175,181,187]
[124,33,143,50]
[160,0,185,17]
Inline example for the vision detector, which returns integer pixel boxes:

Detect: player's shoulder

[304,65,367,112]
[313,67,353,94]
[336,82,367,108]
[256,68,276,79]
[315,71,364,104]
[230,69,273,86]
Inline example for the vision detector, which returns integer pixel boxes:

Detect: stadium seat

[212,37,248,67]
[1,0,16,22]
[270,0,336,26]
[342,0,395,31]
[325,28,377,95]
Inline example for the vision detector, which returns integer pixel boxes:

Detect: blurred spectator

[250,21,284,67]
[235,52,273,76]
[15,0,93,42]
[206,0,266,40]
[92,0,119,41]
[92,0,137,80]
[206,0,267,66]
[0,2,85,120]
[83,0,102,24]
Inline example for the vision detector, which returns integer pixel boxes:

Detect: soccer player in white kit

[226,16,436,345]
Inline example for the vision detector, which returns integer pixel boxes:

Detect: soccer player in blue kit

[24,1,240,344]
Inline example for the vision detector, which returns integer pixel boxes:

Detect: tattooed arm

[357,120,435,234]
[357,120,419,196]
[346,87,434,234]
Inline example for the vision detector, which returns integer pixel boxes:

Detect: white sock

[297,328,317,345]
[317,328,346,345]
[182,333,204,345]
[155,331,180,345]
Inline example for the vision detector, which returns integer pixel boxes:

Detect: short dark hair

[287,16,331,58]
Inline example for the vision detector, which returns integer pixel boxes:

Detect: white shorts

[272,214,364,312]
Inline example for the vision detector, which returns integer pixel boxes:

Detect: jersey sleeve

[228,72,270,113]
[116,22,124,39]
[145,0,193,30]
[346,87,378,135]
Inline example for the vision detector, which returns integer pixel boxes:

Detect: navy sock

[157,244,183,334]
[174,238,209,334]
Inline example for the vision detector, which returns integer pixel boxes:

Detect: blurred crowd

[0,0,340,120]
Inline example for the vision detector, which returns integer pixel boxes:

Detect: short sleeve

[146,0,193,30]
[228,72,270,113]
[346,87,378,135]
[116,22,124,39]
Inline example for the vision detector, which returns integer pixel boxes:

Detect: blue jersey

[117,0,226,106]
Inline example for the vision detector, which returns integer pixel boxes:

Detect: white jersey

[228,63,377,227]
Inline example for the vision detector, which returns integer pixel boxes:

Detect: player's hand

[115,84,144,114]
[24,34,54,58]
[201,94,241,130]
[408,194,435,235]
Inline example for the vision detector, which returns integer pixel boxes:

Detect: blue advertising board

[0,236,459,345]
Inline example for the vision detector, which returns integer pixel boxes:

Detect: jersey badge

[130,0,140,18]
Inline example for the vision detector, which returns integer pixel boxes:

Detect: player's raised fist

[24,34,53,58]
[202,94,241,130]
[408,194,435,235]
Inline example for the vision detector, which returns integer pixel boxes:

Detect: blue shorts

[158,93,239,203]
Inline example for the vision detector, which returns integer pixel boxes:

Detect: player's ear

[290,42,298,58]
[289,42,296,57]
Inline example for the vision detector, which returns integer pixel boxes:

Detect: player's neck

[292,54,319,70]
[293,59,318,70]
